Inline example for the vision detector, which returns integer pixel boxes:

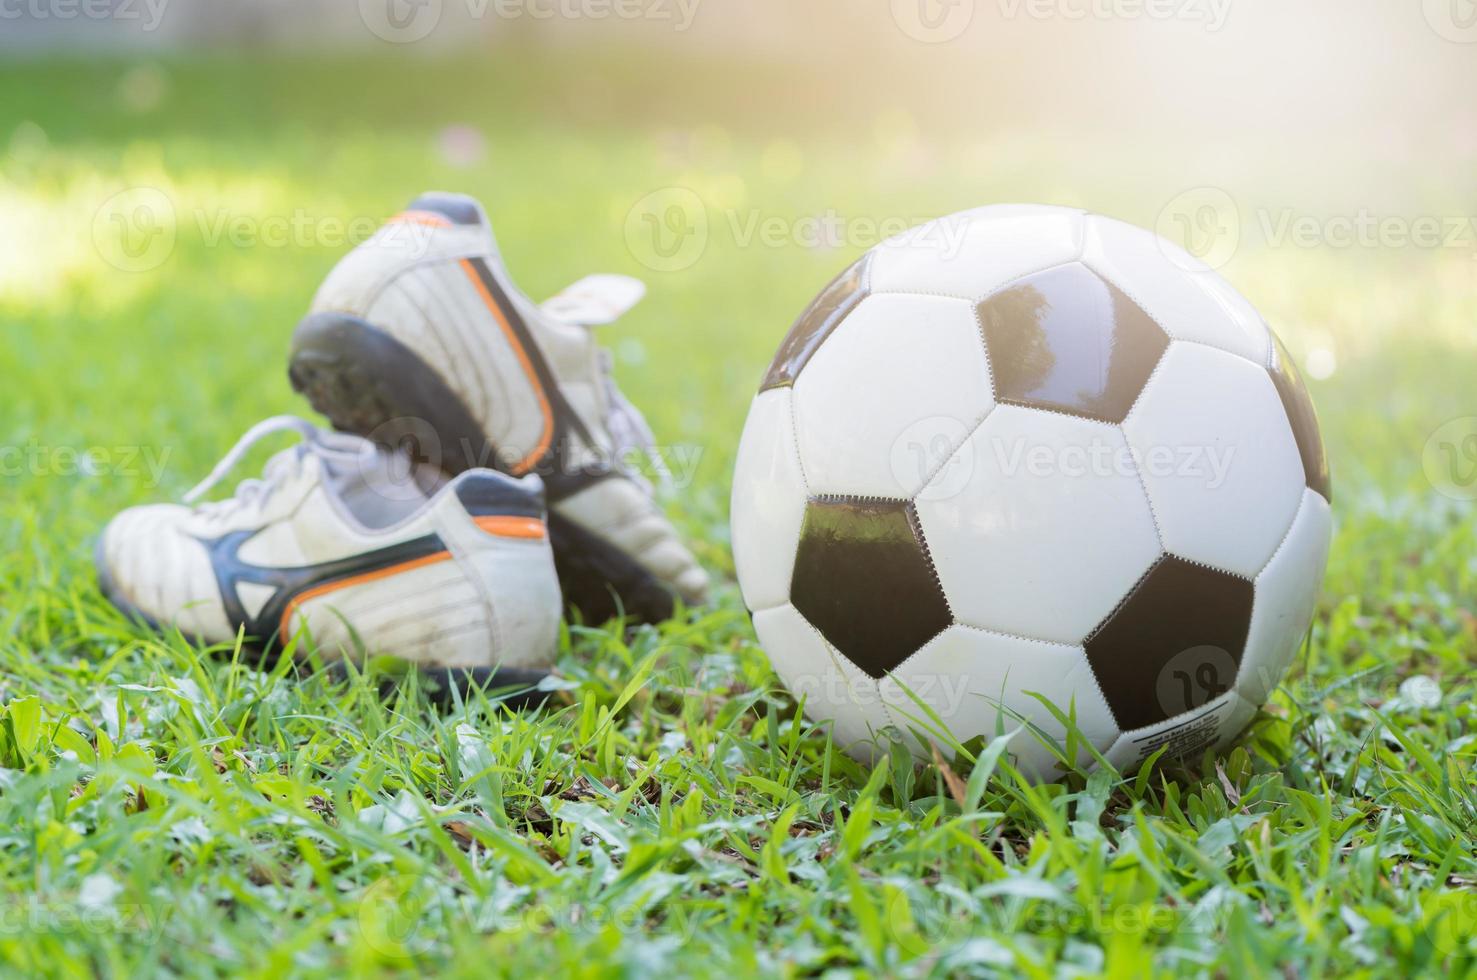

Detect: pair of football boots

[96,193,707,689]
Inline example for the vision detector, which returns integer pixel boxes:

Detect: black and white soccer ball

[731,205,1332,781]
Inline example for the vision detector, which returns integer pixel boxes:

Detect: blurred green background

[5,19,1476,555]
[3,14,1475,600]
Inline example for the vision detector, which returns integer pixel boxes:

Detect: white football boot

[288,192,708,624]
[95,416,562,690]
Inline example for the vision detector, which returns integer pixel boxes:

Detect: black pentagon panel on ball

[759,253,873,392]
[790,497,952,680]
[977,262,1168,424]
[1084,556,1254,732]
[1267,332,1332,503]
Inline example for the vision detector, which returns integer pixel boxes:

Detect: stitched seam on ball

[1120,341,1172,427]
[877,220,1092,310]
[798,616,885,754]
[878,622,956,722]
[1164,551,1256,584]
[951,622,1081,649]
[801,617,853,682]
[1080,265,1177,349]
[1238,494,1315,702]
[1165,335,1264,366]
[1064,658,1116,751]
[914,407,994,499]
[748,595,793,616]
[783,389,812,497]
[879,685,904,735]
[1185,269,1272,368]
[906,503,956,623]
[885,621,1079,679]
[970,295,998,402]
[969,258,1081,306]
[1082,554,1165,647]
[809,492,911,505]
[995,398,1125,429]
[1123,440,1167,553]
[865,289,976,303]
[1256,488,1312,584]
[900,289,1001,497]
[1077,224,1266,370]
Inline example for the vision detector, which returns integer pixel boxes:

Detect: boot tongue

[315,432,445,529]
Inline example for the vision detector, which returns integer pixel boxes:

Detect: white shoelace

[182,415,373,511]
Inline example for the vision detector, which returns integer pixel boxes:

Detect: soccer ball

[731,205,1332,781]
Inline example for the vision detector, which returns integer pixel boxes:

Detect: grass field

[1,52,1476,977]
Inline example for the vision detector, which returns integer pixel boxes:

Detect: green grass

[2,51,1476,977]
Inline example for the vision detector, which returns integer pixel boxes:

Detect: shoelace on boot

[182,416,376,512]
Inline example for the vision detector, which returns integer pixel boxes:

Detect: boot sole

[288,311,679,625]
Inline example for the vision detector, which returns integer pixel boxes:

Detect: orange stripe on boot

[473,515,547,540]
[459,258,555,474]
[388,210,453,228]
[279,551,453,639]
